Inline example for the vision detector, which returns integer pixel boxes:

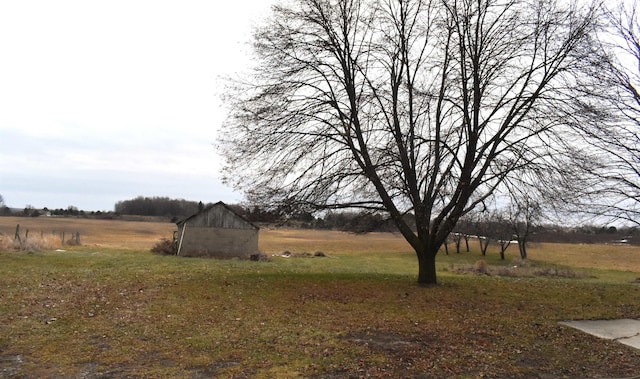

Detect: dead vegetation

[450,259,596,279]
[276,250,328,258]
[150,238,177,255]
[0,233,61,252]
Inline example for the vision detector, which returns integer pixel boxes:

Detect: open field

[3,216,640,273]
[0,216,176,250]
[1,217,640,378]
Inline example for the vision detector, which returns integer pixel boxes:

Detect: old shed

[175,202,259,258]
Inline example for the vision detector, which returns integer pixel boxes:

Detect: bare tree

[452,216,473,253]
[506,193,542,260]
[576,1,640,226]
[488,209,513,261]
[219,0,602,285]
[466,208,492,256]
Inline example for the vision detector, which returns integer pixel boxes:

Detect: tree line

[114,196,204,221]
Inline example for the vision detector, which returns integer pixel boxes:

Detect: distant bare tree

[489,210,513,261]
[452,216,474,253]
[220,0,603,285]
[466,209,491,256]
[506,193,542,260]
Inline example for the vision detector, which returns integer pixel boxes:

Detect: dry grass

[528,242,640,272]
[0,234,62,252]
[451,259,596,279]
[258,227,412,255]
[0,216,175,250]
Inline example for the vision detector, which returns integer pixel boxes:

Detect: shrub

[250,253,270,261]
[533,267,584,279]
[151,238,177,255]
[473,260,488,274]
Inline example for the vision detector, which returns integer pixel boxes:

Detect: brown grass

[258,227,412,255]
[0,234,62,251]
[0,216,175,250]
[528,242,640,272]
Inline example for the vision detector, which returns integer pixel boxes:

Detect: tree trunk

[417,249,438,286]
[499,241,510,260]
[479,238,490,256]
[518,239,527,260]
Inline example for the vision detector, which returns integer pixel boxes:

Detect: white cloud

[0,0,272,210]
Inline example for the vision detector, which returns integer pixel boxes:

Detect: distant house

[175,202,259,258]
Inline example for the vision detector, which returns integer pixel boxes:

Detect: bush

[533,267,584,279]
[473,260,488,274]
[250,253,270,261]
[151,238,177,255]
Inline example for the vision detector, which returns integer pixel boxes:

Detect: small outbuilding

[175,202,259,258]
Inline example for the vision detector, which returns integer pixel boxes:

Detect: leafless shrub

[473,260,488,274]
[64,233,82,246]
[532,267,586,279]
[151,238,176,255]
[250,253,270,262]
[492,267,521,277]
[454,261,590,279]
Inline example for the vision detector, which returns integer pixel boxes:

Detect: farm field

[1,217,640,378]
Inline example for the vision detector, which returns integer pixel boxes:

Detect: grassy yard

[1,217,640,378]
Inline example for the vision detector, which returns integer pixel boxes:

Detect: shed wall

[177,225,259,258]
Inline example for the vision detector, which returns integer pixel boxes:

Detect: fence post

[14,224,20,242]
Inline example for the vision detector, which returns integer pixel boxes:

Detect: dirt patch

[75,363,132,379]
[0,354,24,377]
[342,331,423,352]
[188,361,241,379]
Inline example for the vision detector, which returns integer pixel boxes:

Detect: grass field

[1,217,640,378]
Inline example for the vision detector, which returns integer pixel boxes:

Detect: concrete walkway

[559,319,640,350]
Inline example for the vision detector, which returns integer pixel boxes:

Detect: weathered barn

[175,202,259,258]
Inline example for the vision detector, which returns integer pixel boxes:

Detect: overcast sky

[0,0,273,211]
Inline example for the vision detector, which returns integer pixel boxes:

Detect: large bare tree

[219,0,601,285]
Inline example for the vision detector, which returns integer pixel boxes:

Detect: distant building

[175,202,259,258]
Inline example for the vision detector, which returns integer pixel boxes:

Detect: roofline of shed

[175,201,259,230]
